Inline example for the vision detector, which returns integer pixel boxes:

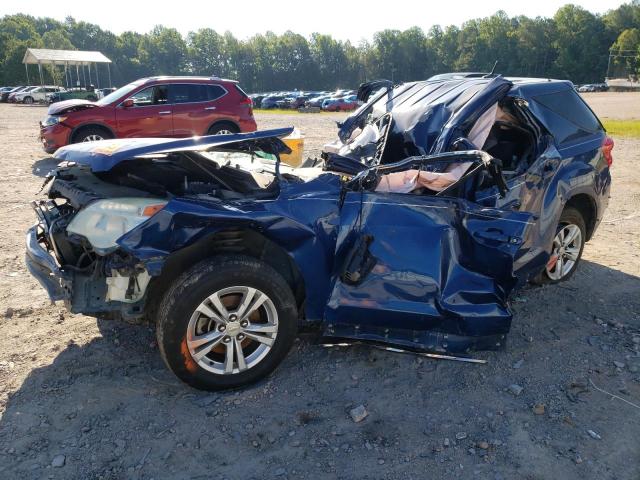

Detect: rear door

[323,189,534,350]
[115,85,173,138]
[170,83,229,136]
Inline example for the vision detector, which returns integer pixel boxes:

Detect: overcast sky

[6,0,627,43]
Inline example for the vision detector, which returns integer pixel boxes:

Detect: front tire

[156,255,298,391]
[23,96,34,104]
[537,207,586,283]
[73,126,113,144]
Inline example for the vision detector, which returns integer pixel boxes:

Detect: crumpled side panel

[116,174,343,321]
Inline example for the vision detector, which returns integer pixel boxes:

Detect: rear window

[171,84,208,103]
[532,90,602,133]
[170,84,227,103]
[207,85,226,101]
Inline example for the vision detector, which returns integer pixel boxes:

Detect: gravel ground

[0,98,639,480]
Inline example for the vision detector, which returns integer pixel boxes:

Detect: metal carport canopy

[22,48,111,66]
[22,48,113,88]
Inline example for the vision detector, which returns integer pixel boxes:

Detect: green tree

[611,28,640,76]
[553,5,609,83]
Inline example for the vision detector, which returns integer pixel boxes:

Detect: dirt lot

[0,93,639,480]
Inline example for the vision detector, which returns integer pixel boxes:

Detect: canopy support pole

[25,63,30,84]
[38,62,44,86]
[95,63,100,88]
[76,65,80,86]
[107,63,112,87]
[82,64,86,87]
[88,62,92,86]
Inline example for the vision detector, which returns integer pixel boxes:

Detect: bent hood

[52,127,294,172]
[48,99,99,115]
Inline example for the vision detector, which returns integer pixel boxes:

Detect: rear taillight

[603,136,614,167]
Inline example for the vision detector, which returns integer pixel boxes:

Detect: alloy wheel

[546,223,582,281]
[82,134,104,142]
[186,286,279,375]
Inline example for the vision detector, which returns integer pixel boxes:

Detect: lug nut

[240,320,249,328]
[237,334,245,341]
[218,325,226,332]
[223,336,231,343]
[229,314,238,321]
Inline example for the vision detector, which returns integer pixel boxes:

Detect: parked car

[0,86,15,96]
[2,86,25,102]
[39,76,257,153]
[260,94,287,109]
[14,85,64,104]
[9,86,37,102]
[26,76,612,390]
[578,84,596,92]
[322,95,360,111]
[47,86,99,104]
[276,95,311,109]
[306,94,334,107]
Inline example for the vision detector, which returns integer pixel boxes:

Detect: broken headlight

[66,198,167,254]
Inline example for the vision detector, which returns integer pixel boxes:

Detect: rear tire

[72,126,113,144]
[23,96,34,104]
[207,122,240,135]
[533,207,586,284]
[156,255,298,391]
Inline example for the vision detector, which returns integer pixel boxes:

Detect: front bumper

[25,226,70,302]
[40,123,70,153]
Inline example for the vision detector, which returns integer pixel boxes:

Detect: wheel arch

[565,193,597,241]
[69,122,116,143]
[205,119,240,135]
[146,228,306,321]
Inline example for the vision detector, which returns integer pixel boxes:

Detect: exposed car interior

[339,95,542,199]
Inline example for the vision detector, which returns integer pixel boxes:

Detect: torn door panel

[324,191,533,352]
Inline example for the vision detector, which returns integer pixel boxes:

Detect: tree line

[1,2,639,92]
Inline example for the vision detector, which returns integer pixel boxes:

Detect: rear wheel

[156,255,298,390]
[73,126,113,144]
[23,96,34,104]
[536,207,586,283]
[207,122,239,135]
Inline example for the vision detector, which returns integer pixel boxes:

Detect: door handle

[204,106,216,111]
[158,111,171,115]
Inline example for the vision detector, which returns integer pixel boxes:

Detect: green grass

[602,119,640,138]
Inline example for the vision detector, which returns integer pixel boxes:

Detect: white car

[15,86,65,104]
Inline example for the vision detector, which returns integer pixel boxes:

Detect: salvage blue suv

[26,76,613,390]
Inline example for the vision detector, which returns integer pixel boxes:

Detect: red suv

[40,76,257,153]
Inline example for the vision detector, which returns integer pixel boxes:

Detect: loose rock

[349,405,368,423]
[51,455,65,468]
[533,404,545,415]
[587,429,601,440]
[455,432,468,440]
[507,384,524,396]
